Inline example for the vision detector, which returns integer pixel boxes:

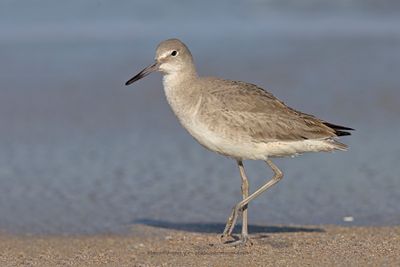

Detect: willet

[125,38,353,245]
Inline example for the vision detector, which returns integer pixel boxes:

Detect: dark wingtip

[323,122,354,136]
[324,122,355,131]
[335,131,352,136]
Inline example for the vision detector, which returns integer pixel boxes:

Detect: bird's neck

[162,70,199,119]
[162,69,197,94]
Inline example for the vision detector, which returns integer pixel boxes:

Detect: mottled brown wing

[201,79,338,142]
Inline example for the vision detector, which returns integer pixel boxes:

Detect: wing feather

[198,78,352,143]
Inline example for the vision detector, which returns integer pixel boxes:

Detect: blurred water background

[0,0,399,234]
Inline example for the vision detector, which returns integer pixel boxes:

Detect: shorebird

[125,38,353,245]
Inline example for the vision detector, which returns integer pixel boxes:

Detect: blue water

[0,0,399,234]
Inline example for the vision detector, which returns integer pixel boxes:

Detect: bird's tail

[326,139,348,151]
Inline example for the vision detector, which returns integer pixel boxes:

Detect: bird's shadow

[132,219,324,234]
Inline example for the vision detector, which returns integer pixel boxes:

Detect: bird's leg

[238,161,250,244]
[222,159,283,241]
[223,160,252,245]
[221,160,251,244]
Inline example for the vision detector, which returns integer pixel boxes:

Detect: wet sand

[0,224,398,266]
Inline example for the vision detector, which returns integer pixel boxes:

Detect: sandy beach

[0,224,398,266]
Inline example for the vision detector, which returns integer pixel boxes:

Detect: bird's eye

[171,50,178,56]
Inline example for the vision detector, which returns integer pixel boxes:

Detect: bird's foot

[220,233,235,243]
[230,234,253,246]
[220,233,253,246]
[221,205,242,240]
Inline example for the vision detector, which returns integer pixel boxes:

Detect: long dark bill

[125,62,159,86]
